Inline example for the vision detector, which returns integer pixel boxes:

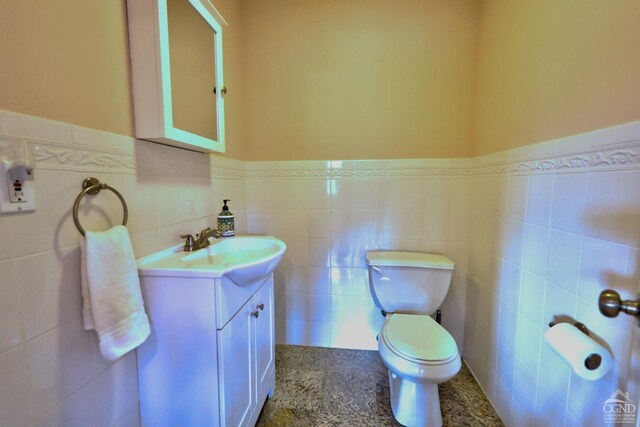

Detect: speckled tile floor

[256,345,503,427]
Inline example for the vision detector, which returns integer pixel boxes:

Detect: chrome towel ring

[73,177,128,236]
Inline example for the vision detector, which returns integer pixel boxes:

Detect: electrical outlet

[8,177,27,203]
[0,141,36,214]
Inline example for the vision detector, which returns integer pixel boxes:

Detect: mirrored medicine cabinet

[127,0,227,153]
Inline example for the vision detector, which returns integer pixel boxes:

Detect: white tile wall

[464,122,640,427]
[245,160,471,352]
[0,109,246,427]
[3,109,640,427]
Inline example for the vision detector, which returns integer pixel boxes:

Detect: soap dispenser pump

[217,199,235,237]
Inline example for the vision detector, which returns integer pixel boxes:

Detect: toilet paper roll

[544,323,613,381]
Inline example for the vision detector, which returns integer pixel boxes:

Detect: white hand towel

[80,225,150,361]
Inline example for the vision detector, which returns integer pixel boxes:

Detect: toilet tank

[366,251,454,315]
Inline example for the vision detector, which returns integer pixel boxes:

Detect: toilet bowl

[366,250,460,427]
[378,313,461,427]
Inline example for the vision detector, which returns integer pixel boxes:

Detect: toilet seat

[382,314,458,365]
[365,249,460,427]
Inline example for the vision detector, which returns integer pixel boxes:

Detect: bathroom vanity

[135,237,285,427]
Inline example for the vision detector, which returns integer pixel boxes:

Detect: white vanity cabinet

[137,272,276,427]
[217,280,275,426]
[255,282,275,396]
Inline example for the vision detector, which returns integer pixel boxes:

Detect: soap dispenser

[217,199,235,237]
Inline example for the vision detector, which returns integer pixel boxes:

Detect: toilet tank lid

[366,251,454,270]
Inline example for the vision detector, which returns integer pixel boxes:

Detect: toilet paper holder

[547,321,604,371]
[548,321,589,336]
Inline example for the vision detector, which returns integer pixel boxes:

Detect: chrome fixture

[599,290,640,324]
[180,227,222,252]
[548,321,589,336]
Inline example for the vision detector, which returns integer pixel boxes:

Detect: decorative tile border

[0,129,136,174]
[20,135,640,178]
[210,156,247,179]
[33,141,136,173]
[2,110,639,178]
[475,139,640,176]
[243,139,640,178]
[242,166,475,178]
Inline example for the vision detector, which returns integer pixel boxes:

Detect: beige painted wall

[0,0,135,137]
[3,1,639,161]
[474,0,640,156]
[0,0,245,159]
[241,0,479,161]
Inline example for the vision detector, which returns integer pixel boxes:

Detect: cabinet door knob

[251,310,260,318]
[257,303,264,311]
[213,86,227,95]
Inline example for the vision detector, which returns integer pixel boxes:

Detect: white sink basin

[137,236,286,286]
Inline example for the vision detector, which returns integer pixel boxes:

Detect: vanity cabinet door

[217,300,255,427]
[254,278,275,396]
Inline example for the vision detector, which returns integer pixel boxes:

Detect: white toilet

[367,250,461,427]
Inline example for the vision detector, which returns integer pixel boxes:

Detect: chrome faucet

[180,227,222,252]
